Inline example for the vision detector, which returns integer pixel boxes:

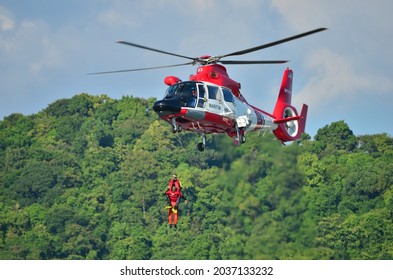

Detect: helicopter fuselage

[152,65,307,151]
[153,65,278,147]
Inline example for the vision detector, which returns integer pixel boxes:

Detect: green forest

[1,93,392,260]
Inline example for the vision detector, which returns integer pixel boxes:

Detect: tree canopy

[1,93,392,259]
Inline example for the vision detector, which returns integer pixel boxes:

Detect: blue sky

[1,0,392,138]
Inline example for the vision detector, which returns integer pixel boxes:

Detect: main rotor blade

[88,62,194,75]
[117,41,196,61]
[222,27,327,58]
[220,60,288,65]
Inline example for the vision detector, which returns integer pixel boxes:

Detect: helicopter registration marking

[209,103,221,110]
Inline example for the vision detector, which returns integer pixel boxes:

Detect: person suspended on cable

[167,174,182,191]
[164,185,188,228]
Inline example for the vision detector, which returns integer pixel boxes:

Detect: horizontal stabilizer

[274,115,300,124]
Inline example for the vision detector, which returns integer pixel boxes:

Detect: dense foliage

[1,94,392,259]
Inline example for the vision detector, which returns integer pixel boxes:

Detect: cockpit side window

[222,88,234,103]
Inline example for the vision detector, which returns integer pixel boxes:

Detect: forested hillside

[1,93,392,260]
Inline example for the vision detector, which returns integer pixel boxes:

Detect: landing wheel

[171,117,181,133]
[233,124,246,145]
[172,124,182,133]
[197,132,206,151]
[197,142,205,151]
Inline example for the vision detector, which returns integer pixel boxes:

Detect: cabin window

[207,85,219,100]
[222,88,234,103]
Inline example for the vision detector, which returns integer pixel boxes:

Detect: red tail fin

[273,67,293,117]
[273,68,308,142]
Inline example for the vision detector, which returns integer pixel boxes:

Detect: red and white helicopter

[93,28,326,151]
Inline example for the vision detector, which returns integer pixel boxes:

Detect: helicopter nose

[153,99,181,116]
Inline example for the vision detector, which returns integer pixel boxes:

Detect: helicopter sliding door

[205,85,223,115]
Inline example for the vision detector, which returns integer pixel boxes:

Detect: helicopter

[92,28,326,151]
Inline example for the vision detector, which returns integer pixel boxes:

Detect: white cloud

[270,0,332,31]
[0,6,14,31]
[0,6,15,52]
[5,19,63,74]
[295,48,366,108]
[0,5,74,111]
[294,47,393,114]
[98,9,139,28]
[271,0,393,121]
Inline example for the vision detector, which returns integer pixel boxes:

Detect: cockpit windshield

[165,82,197,99]
[164,82,198,108]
